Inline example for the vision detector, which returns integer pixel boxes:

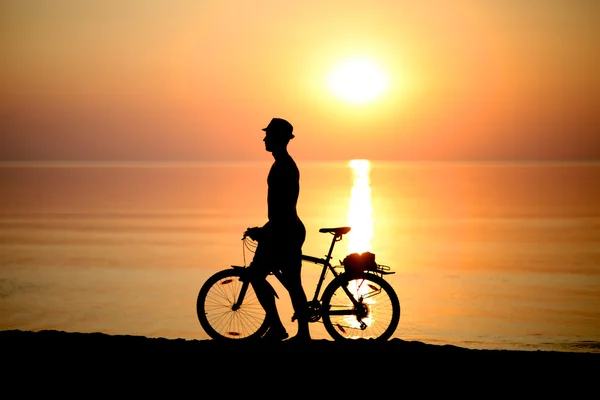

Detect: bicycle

[196,226,400,341]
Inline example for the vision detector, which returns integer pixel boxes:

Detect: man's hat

[262,118,294,139]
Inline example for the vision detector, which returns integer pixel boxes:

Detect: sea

[1,160,599,353]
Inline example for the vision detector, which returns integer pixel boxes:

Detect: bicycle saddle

[319,227,351,235]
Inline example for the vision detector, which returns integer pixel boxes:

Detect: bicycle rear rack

[375,264,394,275]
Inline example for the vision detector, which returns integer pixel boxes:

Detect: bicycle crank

[291,300,322,323]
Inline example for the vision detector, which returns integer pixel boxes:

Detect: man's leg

[249,241,288,340]
[251,275,288,339]
[282,261,311,340]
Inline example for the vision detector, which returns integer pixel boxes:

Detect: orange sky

[2,0,598,162]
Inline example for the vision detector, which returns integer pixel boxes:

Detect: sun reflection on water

[343,160,381,335]
[346,159,373,255]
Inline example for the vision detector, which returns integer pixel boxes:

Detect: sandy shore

[2,329,597,394]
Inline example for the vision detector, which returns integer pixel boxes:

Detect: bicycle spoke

[197,269,271,340]
[321,273,400,341]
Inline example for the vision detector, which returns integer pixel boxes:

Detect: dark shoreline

[2,329,598,394]
[3,329,598,359]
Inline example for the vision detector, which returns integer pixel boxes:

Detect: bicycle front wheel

[197,268,271,341]
[321,272,400,341]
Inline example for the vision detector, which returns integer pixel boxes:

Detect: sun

[327,58,390,104]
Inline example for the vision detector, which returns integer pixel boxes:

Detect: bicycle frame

[260,227,364,314]
[299,232,353,308]
[232,227,358,311]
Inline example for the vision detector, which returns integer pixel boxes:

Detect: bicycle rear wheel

[321,272,400,341]
[197,268,271,341]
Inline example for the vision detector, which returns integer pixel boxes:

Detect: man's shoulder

[272,155,298,169]
[269,158,299,181]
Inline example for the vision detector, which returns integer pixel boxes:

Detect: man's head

[262,118,294,140]
[262,118,294,153]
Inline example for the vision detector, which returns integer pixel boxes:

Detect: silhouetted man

[244,117,310,341]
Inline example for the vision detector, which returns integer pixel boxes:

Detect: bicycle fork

[232,280,249,311]
[231,266,279,311]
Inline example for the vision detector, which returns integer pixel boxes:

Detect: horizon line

[0,157,600,167]
[1,158,600,168]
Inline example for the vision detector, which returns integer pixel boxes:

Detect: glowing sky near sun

[2,0,598,162]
